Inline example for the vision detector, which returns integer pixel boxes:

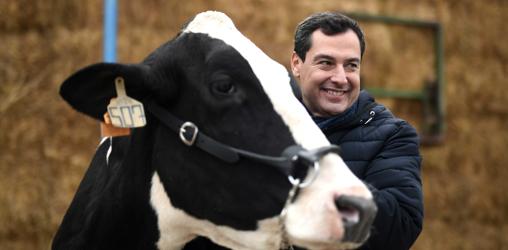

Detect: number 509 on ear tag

[107,77,147,128]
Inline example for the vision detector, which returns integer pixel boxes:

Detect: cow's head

[60,11,376,250]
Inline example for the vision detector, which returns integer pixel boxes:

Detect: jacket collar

[314,90,378,132]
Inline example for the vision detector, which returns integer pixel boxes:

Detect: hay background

[1,0,507,249]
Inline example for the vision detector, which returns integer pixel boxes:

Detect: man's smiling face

[291,28,361,117]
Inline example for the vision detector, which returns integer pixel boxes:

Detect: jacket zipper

[362,110,376,125]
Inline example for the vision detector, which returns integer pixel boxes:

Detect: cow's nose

[335,195,378,244]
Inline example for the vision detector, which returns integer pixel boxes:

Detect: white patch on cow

[150,173,283,250]
[99,136,109,146]
[106,137,113,165]
[183,11,373,248]
[149,173,195,249]
[97,136,113,165]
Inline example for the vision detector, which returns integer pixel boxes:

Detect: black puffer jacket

[321,90,423,250]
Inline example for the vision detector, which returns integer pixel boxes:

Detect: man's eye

[346,63,359,71]
[319,60,332,66]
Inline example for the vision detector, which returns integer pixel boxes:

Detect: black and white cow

[52,11,376,250]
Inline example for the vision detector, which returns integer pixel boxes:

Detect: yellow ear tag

[107,77,147,128]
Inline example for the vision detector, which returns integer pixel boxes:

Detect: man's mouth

[322,88,349,97]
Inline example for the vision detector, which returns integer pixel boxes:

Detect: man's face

[291,29,361,117]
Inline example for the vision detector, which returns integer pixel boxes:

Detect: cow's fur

[53,11,373,250]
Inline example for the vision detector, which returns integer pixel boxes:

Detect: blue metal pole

[101,0,118,137]
[103,0,117,62]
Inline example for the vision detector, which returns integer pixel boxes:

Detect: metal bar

[346,12,446,142]
[435,25,445,134]
[365,87,425,100]
[103,0,118,62]
[345,12,439,28]
[101,0,118,138]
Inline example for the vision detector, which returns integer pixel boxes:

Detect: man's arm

[360,121,423,250]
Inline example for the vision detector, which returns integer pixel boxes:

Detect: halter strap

[145,101,340,187]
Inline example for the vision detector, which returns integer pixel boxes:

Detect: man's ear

[60,62,155,121]
[290,51,302,79]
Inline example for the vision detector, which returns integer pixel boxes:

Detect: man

[290,12,423,250]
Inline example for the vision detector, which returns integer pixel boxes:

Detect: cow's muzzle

[336,195,378,246]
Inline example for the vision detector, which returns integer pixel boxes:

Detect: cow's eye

[212,80,236,95]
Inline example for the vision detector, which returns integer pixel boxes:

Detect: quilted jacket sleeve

[359,121,423,250]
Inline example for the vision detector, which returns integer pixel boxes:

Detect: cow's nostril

[337,204,360,226]
[335,195,377,244]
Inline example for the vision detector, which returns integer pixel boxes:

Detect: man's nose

[330,66,348,84]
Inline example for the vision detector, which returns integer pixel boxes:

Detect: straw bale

[0,1,507,249]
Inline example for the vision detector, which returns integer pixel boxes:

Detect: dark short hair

[294,12,365,61]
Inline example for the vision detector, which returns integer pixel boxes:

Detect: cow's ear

[60,62,154,121]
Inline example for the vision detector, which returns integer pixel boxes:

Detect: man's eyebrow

[312,54,335,62]
[312,54,361,63]
[346,57,361,64]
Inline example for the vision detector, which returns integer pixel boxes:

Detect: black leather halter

[145,101,341,186]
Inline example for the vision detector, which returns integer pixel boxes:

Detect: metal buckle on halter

[179,121,198,146]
